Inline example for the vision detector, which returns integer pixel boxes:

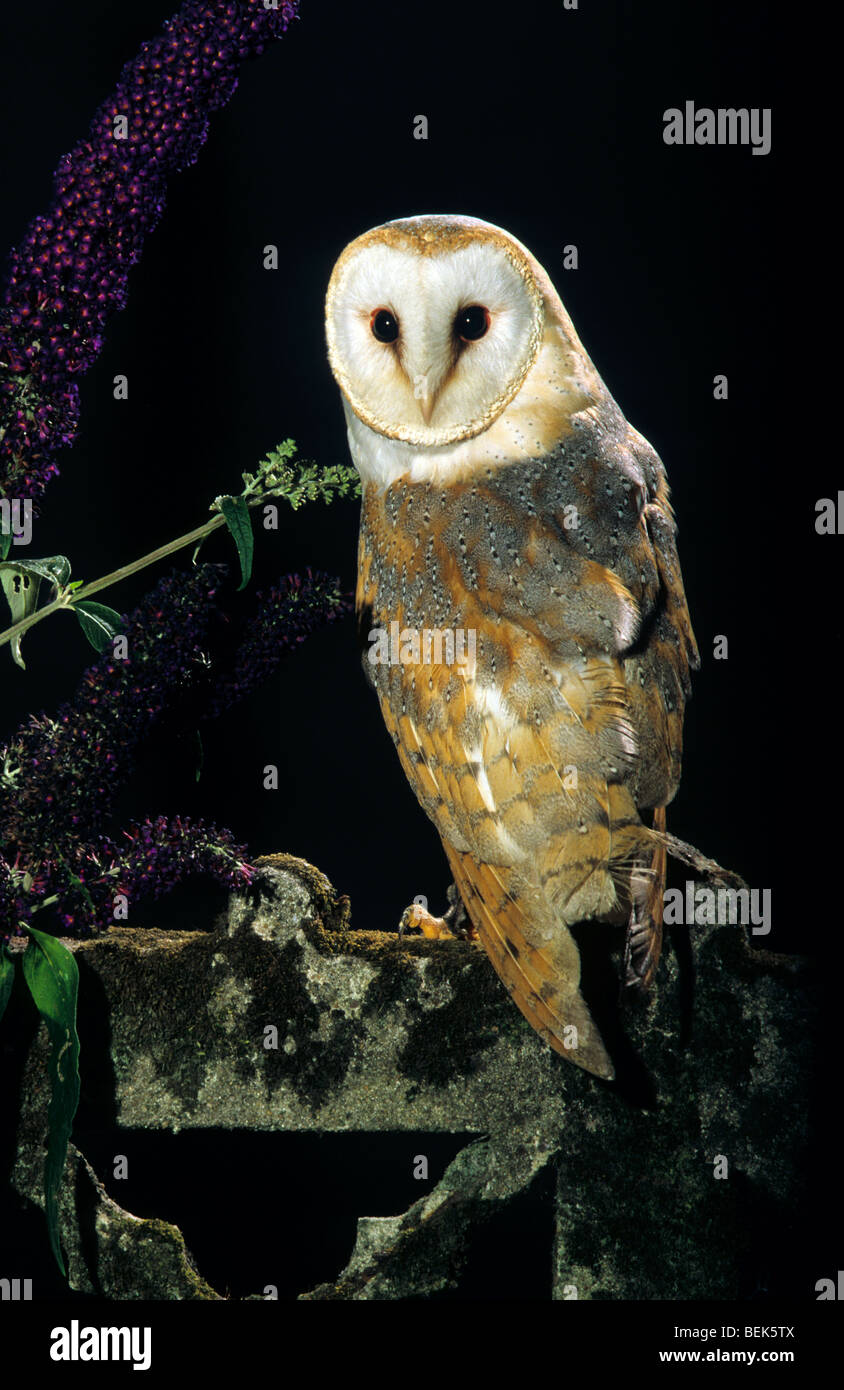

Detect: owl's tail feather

[623,805,667,991]
[443,843,615,1081]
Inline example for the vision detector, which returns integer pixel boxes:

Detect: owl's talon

[398,903,456,940]
[398,884,478,941]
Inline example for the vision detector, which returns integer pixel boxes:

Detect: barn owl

[325,214,700,1081]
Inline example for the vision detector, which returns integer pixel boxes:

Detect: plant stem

[0,510,230,653]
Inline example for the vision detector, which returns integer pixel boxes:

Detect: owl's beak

[407,353,446,425]
[417,389,437,425]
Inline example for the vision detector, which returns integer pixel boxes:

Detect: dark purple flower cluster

[55,815,254,934]
[204,569,351,718]
[0,0,298,504]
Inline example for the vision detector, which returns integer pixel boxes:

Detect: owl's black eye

[455,305,490,342]
[370,308,399,343]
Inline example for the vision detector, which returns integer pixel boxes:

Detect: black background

[2,0,836,1320]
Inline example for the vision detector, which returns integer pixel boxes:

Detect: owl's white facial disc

[325,220,545,449]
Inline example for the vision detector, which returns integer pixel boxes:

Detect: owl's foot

[399,903,455,939]
[398,881,478,941]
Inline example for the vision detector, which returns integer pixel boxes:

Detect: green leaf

[0,564,42,669]
[73,600,122,652]
[0,555,73,668]
[21,555,70,589]
[0,529,11,561]
[0,554,72,589]
[21,927,80,1278]
[0,945,14,1024]
[219,494,254,590]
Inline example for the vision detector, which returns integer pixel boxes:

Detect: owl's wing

[378,637,638,1077]
[374,602,653,1079]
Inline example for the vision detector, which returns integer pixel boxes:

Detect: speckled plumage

[327,215,699,1079]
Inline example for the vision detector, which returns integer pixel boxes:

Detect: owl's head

[325,215,552,449]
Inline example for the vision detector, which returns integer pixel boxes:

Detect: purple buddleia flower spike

[54,816,254,934]
[0,0,299,504]
[204,569,352,718]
